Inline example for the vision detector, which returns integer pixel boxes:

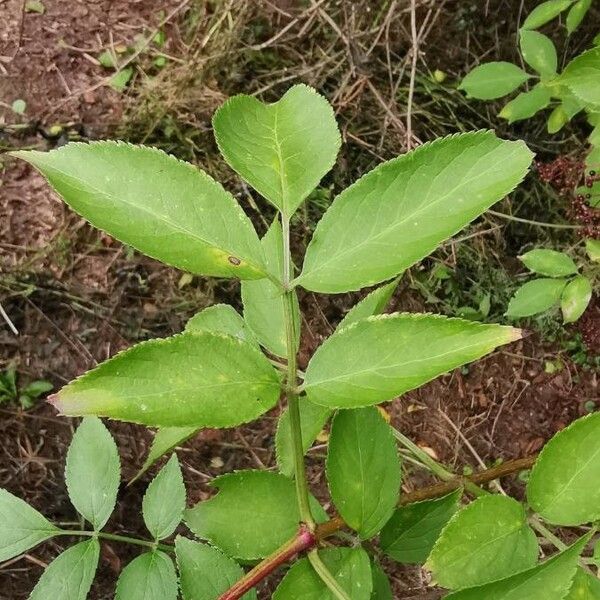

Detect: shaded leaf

[527,413,600,525]
[110,67,133,92]
[52,333,280,428]
[380,489,461,564]
[11,143,267,280]
[561,275,592,323]
[185,304,256,345]
[298,132,533,293]
[506,278,567,318]
[566,0,593,34]
[586,239,600,262]
[522,0,574,29]
[115,551,178,600]
[213,84,341,217]
[241,220,300,357]
[327,407,401,538]
[273,547,372,600]
[0,488,59,561]
[564,567,600,599]
[427,495,538,589]
[65,417,120,530]
[519,30,557,77]
[304,313,520,409]
[176,537,257,600]
[142,455,185,540]
[29,539,99,600]
[499,85,553,123]
[276,399,332,477]
[185,470,326,560]
[459,63,530,100]
[337,278,399,330]
[371,560,393,599]
[519,248,578,277]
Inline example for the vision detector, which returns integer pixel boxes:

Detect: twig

[488,210,581,230]
[406,0,418,149]
[0,301,18,335]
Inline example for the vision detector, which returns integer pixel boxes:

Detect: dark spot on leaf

[228,256,241,266]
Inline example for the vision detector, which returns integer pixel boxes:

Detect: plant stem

[488,209,581,230]
[281,215,315,529]
[307,550,351,600]
[57,530,172,552]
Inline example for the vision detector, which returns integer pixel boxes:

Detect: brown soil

[1,1,598,599]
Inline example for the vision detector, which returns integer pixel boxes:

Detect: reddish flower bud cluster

[578,299,600,355]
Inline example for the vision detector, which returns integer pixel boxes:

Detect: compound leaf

[499,85,553,123]
[185,470,326,560]
[427,495,539,589]
[132,426,198,483]
[0,489,59,561]
[241,220,300,357]
[566,0,593,34]
[185,304,256,345]
[522,0,574,30]
[115,551,178,600]
[213,84,341,217]
[337,278,399,330]
[11,142,267,279]
[175,537,257,600]
[142,454,185,540]
[459,63,530,100]
[273,547,372,600]
[519,30,557,77]
[304,313,520,409]
[527,413,600,525]
[561,275,592,323]
[555,48,600,108]
[65,417,120,530]
[380,489,461,564]
[51,333,280,428]
[298,132,533,293]
[519,249,578,277]
[506,278,567,318]
[444,534,591,600]
[29,539,100,600]
[326,407,401,538]
[276,400,332,477]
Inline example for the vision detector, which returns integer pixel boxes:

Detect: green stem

[58,530,172,552]
[487,210,580,230]
[281,215,315,530]
[307,550,351,600]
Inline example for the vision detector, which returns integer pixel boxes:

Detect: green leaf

[25,0,45,14]
[241,220,300,357]
[0,489,59,561]
[370,561,393,599]
[519,248,578,277]
[110,67,133,92]
[506,278,567,318]
[561,275,592,323]
[175,537,257,600]
[213,84,341,217]
[304,313,520,409]
[547,106,569,133]
[555,48,600,109]
[520,30,557,77]
[380,489,461,564]
[427,495,538,589]
[276,400,332,477]
[527,413,600,525]
[185,470,326,560]
[586,239,600,262]
[326,407,401,538]
[142,454,185,540]
[564,568,600,599]
[298,132,533,293]
[29,539,100,600]
[522,0,574,29]
[51,333,280,428]
[459,63,530,100]
[499,85,553,123]
[566,0,593,34]
[185,304,256,345]
[273,547,373,600]
[98,49,116,68]
[337,278,399,330]
[444,533,591,600]
[22,380,53,399]
[133,426,198,483]
[65,417,120,530]
[11,142,267,280]
[11,99,26,114]
[115,551,178,600]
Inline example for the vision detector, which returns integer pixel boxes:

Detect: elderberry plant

[4,85,600,599]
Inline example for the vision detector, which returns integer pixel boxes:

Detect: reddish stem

[217,524,316,600]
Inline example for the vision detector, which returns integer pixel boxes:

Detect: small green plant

[5,85,600,598]
[0,367,52,409]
